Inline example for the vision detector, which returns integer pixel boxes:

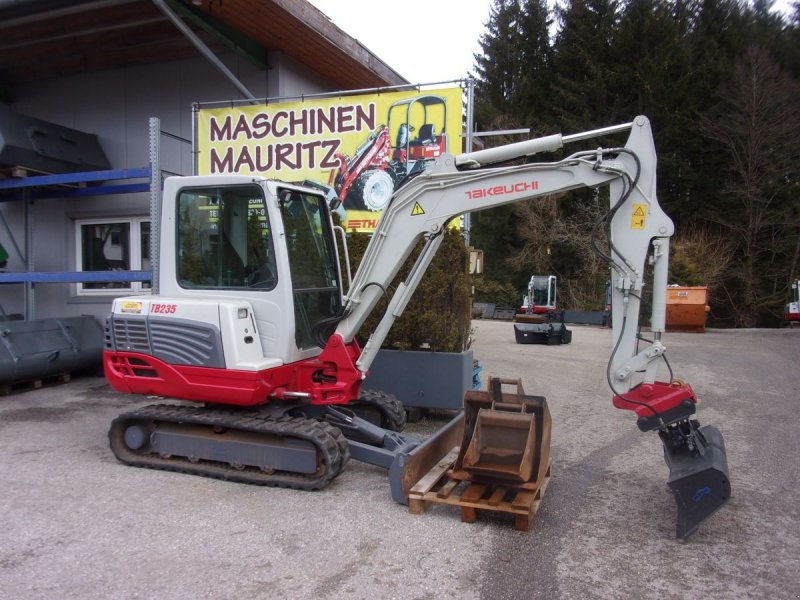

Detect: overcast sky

[308,0,796,86]
[308,0,494,85]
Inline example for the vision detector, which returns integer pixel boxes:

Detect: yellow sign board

[196,86,464,233]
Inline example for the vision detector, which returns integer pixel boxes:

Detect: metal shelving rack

[0,118,163,319]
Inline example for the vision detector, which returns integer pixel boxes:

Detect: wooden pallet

[407,447,551,531]
[0,372,71,396]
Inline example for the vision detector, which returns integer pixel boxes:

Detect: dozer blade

[388,411,464,504]
[662,424,731,540]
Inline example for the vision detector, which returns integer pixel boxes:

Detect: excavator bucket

[387,376,551,504]
[661,423,731,540]
[453,377,551,488]
[461,408,537,482]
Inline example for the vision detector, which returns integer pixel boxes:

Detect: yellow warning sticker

[120,301,143,314]
[411,202,425,216]
[631,203,647,230]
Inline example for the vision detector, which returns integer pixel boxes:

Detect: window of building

[75,217,151,294]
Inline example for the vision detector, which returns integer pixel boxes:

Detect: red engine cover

[104,334,365,408]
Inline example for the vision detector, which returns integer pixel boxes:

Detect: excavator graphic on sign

[328,95,448,212]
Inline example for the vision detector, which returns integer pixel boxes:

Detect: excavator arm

[319,116,729,539]
[331,117,668,384]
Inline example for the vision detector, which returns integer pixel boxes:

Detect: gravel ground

[1,320,798,599]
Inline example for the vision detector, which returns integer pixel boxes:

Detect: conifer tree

[550,0,620,130]
[473,0,525,129]
[517,0,554,129]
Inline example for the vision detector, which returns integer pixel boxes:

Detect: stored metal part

[108,404,349,490]
[0,103,111,174]
[513,322,572,345]
[453,377,551,489]
[462,408,537,482]
[0,316,103,385]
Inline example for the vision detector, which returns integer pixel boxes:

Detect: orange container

[666,286,709,333]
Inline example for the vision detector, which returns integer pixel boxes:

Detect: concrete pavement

[1,321,798,599]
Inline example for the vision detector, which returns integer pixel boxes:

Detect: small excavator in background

[103,116,730,539]
[514,275,572,345]
[785,279,799,325]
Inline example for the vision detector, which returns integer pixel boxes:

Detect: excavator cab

[110,178,347,393]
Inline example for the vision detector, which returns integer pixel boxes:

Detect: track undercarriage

[107,390,411,491]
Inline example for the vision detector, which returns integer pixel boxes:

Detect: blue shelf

[0,167,152,202]
[0,271,152,284]
[0,167,151,190]
[0,166,155,292]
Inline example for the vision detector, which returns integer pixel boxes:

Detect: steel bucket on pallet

[461,407,537,482]
[453,377,551,488]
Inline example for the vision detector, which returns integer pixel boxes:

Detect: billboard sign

[196,86,463,232]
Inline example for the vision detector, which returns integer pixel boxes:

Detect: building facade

[0,0,405,322]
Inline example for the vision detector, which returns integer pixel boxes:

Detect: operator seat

[410,124,436,145]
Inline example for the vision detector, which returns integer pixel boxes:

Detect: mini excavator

[104,116,730,539]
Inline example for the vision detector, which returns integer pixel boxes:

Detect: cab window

[176,185,277,290]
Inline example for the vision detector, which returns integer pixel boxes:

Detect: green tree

[700,45,800,325]
[473,0,525,129]
[551,0,621,130]
[345,230,472,352]
[517,0,555,128]
[466,0,800,326]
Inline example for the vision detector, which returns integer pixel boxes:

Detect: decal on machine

[631,204,647,229]
[465,180,539,200]
[151,303,178,315]
[411,202,425,216]
[120,301,143,314]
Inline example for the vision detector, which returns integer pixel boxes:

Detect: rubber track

[355,389,407,432]
[108,404,350,491]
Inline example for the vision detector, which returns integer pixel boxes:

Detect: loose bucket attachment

[661,422,731,539]
[453,377,551,488]
[462,408,537,481]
